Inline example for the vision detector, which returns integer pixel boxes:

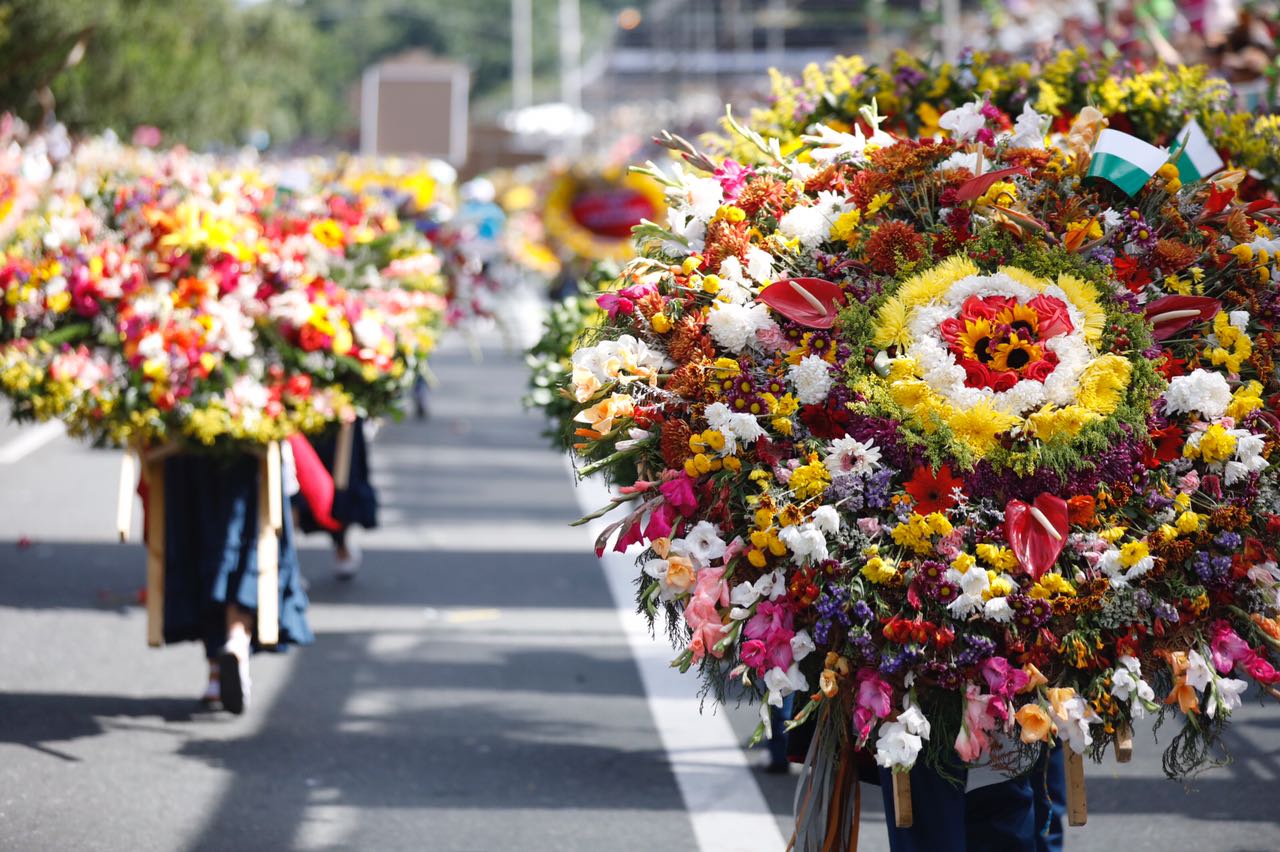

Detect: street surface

[2,334,1278,851]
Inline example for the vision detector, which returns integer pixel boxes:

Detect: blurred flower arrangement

[731,49,1280,195]
[555,87,1280,828]
[0,120,446,450]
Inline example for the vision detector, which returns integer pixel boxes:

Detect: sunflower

[957,318,997,363]
[993,302,1041,338]
[989,334,1042,373]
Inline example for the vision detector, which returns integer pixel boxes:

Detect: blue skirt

[162,453,313,656]
[293,419,378,535]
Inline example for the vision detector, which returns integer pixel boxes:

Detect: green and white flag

[1172,120,1224,183]
[1086,129,1169,197]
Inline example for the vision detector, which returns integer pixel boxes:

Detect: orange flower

[1067,495,1096,527]
[1020,664,1048,693]
[1165,651,1200,715]
[1015,704,1056,744]
[574,393,634,435]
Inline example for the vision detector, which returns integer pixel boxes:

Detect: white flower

[1228,310,1250,333]
[984,597,1014,623]
[764,664,810,706]
[1164,369,1232,419]
[788,354,834,405]
[778,205,831,249]
[1185,650,1213,693]
[683,176,724,222]
[823,435,883,479]
[1048,691,1100,753]
[937,150,981,173]
[1208,677,1249,718]
[874,706,929,769]
[730,581,760,610]
[706,300,776,353]
[1110,655,1156,718]
[704,402,766,453]
[791,630,816,662]
[779,522,829,565]
[812,505,840,535]
[678,521,727,565]
[754,569,787,601]
[1006,102,1047,149]
[745,246,775,284]
[938,98,987,142]
[614,427,651,452]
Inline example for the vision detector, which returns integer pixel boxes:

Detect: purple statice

[954,634,997,668]
[1145,490,1174,511]
[814,586,852,645]
[843,415,918,473]
[1152,601,1180,623]
[824,472,865,510]
[1088,245,1117,265]
[895,65,927,88]
[849,600,874,624]
[879,646,924,677]
[1133,589,1153,610]
[1215,531,1243,551]
[849,633,880,665]
[865,467,896,511]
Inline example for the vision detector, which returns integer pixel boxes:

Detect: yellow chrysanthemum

[1075,354,1133,415]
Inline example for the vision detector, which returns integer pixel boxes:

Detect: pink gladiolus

[1242,651,1280,685]
[980,657,1030,699]
[643,504,675,541]
[740,639,768,673]
[1210,620,1252,674]
[954,685,998,763]
[660,473,698,516]
[852,668,893,740]
[595,293,634,317]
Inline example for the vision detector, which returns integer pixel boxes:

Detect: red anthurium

[905,465,965,514]
[1143,295,1221,341]
[1004,494,1069,581]
[288,434,341,532]
[757,278,846,328]
[954,167,1029,202]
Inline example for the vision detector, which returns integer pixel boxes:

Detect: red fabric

[288,434,341,531]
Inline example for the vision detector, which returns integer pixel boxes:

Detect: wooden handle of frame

[255,442,281,647]
[892,770,913,828]
[143,458,165,648]
[1115,725,1133,763]
[117,450,137,543]
[1065,745,1088,826]
[333,420,355,491]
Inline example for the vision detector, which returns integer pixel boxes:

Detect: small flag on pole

[1086,129,1169,197]
[1171,120,1224,183]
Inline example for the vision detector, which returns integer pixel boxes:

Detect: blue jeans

[879,746,1064,852]
[766,694,794,766]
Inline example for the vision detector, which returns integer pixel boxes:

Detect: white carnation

[704,401,766,453]
[706,301,776,353]
[1164,369,1232,419]
[778,205,831,249]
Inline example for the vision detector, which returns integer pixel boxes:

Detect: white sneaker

[335,543,362,581]
[200,675,221,709]
[217,633,252,715]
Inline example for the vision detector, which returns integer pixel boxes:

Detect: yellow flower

[789,456,831,500]
[651,312,672,333]
[1175,511,1203,535]
[1119,541,1150,568]
[977,544,1019,572]
[861,554,898,584]
[945,399,1018,457]
[1075,355,1132,414]
[310,219,346,249]
[951,552,977,574]
[1227,381,1264,419]
[1189,423,1237,464]
[976,181,1018,207]
[830,209,862,243]
[1025,404,1099,441]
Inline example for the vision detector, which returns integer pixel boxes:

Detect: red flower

[1146,425,1185,468]
[1113,256,1152,293]
[904,465,964,514]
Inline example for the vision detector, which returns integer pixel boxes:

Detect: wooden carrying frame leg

[256,441,282,648]
[892,770,913,828]
[1065,745,1088,826]
[143,456,166,648]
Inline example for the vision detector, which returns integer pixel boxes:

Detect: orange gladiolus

[1015,704,1056,744]
[1165,651,1200,715]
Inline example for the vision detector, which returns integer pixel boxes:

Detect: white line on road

[0,421,65,464]
[571,461,788,852]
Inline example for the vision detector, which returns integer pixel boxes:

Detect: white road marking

[0,421,65,464]
[571,461,788,852]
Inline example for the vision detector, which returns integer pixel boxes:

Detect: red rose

[962,360,994,388]
[960,295,1015,322]
[1027,294,1073,338]
[989,370,1018,392]
[1023,358,1057,382]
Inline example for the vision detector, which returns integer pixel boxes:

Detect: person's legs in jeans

[1029,744,1066,852]
[879,760,967,852]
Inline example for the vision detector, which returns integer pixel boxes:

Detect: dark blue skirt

[293,418,378,535]
[162,453,313,656]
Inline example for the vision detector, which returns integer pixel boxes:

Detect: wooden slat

[255,442,280,647]
[143,459,165,648]
[1065,745,1088,826]
[333,420,355,491]
[116,450,137,543]
[1115,725,1133,763]
[892,770,913,828]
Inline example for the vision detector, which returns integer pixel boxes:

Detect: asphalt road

[1,336,1278,852]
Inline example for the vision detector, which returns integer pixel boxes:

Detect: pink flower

[643,503,675,541]
[685,570,729,662]
[857,517,882,537]
[744,599,795,673]
[596,292,634,317]
[853,668,893,740]
[740,639,768,673]
[980,656,1030,699]
[1210,620,1251,673]
[660,473,698,516]
[715,160,754,200]
[954,685,999,763]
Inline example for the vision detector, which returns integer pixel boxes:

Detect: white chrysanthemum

[788,354,834,405]
[778,205,831,249]
[706,301,776,353]
[812,505,840,535]
[1006,102,1047,149]
[824,436,883,479]
[743,246,774,285]
[1164,369,1232,419]
[704,401,766,453]
[937,150,981,173]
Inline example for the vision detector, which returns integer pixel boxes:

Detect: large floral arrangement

[0,128,445,450]
[733,49,1280,194]
[561,97,1280,812]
